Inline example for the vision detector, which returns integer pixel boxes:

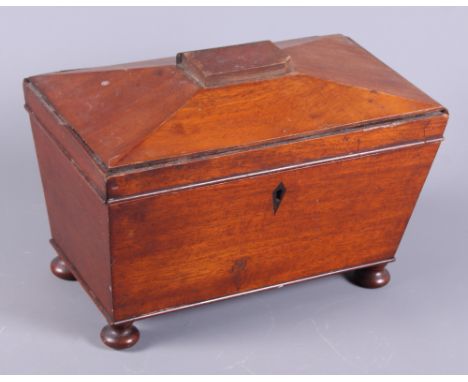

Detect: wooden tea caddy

[24,35,448,349]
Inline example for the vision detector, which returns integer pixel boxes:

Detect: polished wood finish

[115,76,438,168]
[23,84,107,198]
[277,35,438,104]
[25,34,443,171]
[30,116,113,319]
[350,263,391,289]
[110,142,438,321]
[100,322,140,350]
[50,256,76,281]
[24,34,448,349]
[106,113,447,199]
[176,40,292,87]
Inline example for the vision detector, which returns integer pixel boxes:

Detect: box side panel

[110,142,440,321]
[30,117,113,320]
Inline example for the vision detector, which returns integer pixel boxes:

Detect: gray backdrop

[0,7,466,374]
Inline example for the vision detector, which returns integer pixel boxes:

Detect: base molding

[114,258,395,325]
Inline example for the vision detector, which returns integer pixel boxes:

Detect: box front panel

[110,142,439,321]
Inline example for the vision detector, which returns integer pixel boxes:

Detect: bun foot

[50,256,76,281]
[350,263,390,289]
[100,323,140,350]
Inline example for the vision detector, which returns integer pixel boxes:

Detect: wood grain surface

[109,142,440,321]
[176,40,292,87]
[107,112,447,199]
[25,34,444,170]
[24,34,448,329]
[30,117,113,319]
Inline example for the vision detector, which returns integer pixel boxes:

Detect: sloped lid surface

[28,34,443,170]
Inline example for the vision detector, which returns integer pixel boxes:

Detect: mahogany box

[24,35,448,349]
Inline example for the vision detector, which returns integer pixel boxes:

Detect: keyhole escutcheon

[272,182,286,214]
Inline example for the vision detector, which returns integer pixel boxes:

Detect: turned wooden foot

[350,263,390,289]
[100,322,140,350]
[50,256,76,281]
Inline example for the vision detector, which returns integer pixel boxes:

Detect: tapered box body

[25,34,447,327]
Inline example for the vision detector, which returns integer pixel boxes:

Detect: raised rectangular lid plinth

[176,40,292,87]
[25,34,444,172]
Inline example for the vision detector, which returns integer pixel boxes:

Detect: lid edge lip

[107,137,444,204]
[105,107,447,176]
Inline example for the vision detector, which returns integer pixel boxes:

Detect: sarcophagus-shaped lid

[24,34,445,173]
